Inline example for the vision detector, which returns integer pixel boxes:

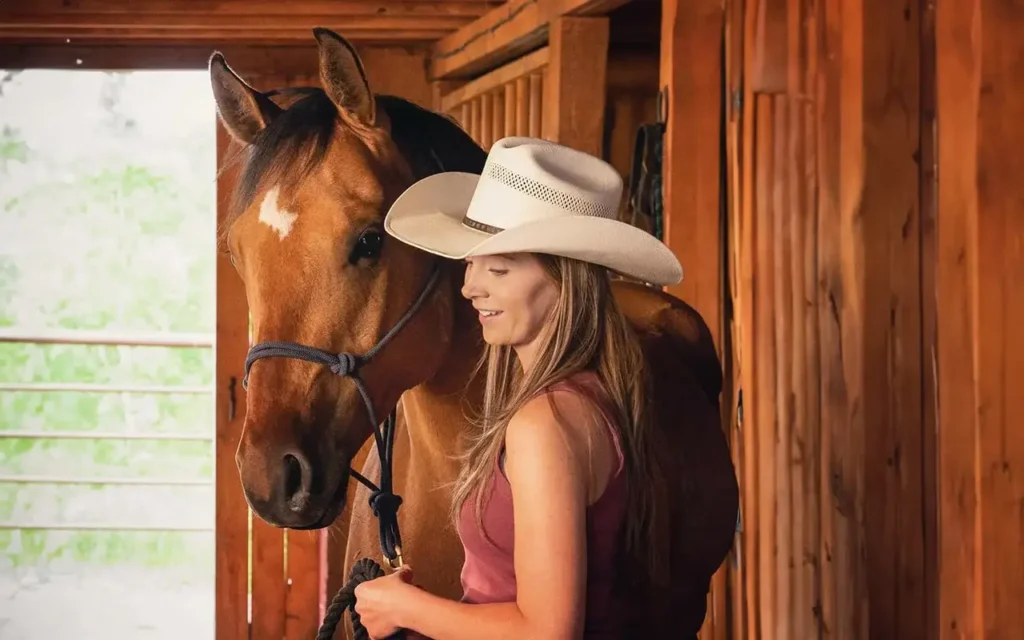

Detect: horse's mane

[218,87,487,246]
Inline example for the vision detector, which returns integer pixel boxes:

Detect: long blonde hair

[450,254,665,579]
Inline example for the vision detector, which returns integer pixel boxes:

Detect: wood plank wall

[711,0,1024,637]
[935,0,1024,637]
[721,0,935,638]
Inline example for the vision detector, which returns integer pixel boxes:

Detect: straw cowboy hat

[383,136,683,286]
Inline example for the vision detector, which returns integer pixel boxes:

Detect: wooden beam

[1,0,498,16]
[0,44,434,111]
[439,46,549,112]
[0,1,501,44]
[0,43,314,71]
[0,27,456,45]
[430,0,632,80]
[541,16,609,157]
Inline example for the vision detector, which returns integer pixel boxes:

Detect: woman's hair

[450,254,665,579]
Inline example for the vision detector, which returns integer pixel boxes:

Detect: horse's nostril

[282,452,310,513]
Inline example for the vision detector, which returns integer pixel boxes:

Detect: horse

[209,27,739,638]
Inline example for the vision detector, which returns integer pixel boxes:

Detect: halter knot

[330,353,360,377]
[368,490,403,519]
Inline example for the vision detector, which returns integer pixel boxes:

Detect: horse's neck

[400,265,483,463]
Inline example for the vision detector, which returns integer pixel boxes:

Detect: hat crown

[464,137,623,231]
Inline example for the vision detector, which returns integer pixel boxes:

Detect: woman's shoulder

[506,371,613,461]
[505,369,622,503]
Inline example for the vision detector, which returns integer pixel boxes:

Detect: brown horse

[210,27,739,638]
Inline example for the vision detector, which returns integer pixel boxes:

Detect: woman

[353,137,683,639]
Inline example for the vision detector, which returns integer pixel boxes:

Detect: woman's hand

[353,565,418,639]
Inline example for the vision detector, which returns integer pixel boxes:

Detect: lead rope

[314,409,403,640]
[242,265,443,640]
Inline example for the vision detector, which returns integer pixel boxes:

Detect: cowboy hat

[383,136,683,286]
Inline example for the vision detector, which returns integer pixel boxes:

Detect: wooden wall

[722,0,934,637]
[934,0,1024,637]
[694,0,1024,638]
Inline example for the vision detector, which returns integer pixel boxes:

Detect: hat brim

[384,172,683,286]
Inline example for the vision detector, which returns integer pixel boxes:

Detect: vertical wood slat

[783,2,810,639]
[723,0,748,635]
[918,2,938,639]
[969,1,1024,632]
[814,1,841,637]
[772,95,793,640]
[285,531,321,639]
[542,16,609,156]
[503,84,516,138]
[738,1,760,635]
[479,92,493,149]
[515,76,528,136]
[491,90,501,142]
[469,97,481,144]
[754,94,777,640]
[251,519,285,639]
[862,0,925,638]
[934,0,979,631]
[215,120,250,640]
[935,0,1024,637]
[528,72,542,138]
[795,0,822,637]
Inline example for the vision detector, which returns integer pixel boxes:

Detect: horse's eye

[350,228,383,263]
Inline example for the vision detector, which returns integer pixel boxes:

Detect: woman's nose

[461,264,486,300]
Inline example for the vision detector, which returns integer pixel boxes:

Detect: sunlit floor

[1,567,212,638]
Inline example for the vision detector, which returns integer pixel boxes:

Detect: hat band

[462,216,503,234]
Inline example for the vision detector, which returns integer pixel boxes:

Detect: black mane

[222,88,486,232]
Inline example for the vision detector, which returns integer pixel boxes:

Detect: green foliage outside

[0,69,218,575]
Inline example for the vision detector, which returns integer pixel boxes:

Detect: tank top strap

[548,370,626,478]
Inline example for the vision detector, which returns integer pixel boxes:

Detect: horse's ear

[312,27,375,125]
[209,52,282,144]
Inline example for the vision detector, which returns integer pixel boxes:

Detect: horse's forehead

[321,136,391,203]
[256,185,299,240]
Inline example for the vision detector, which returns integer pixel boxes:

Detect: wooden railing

[439,46,549,149]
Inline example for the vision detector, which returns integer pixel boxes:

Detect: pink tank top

[456,370,628,638]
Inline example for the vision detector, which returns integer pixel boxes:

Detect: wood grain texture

[542,16,609,156]
[215,121,250,640]
[936,1,1024,637]
[429,0,629,79]
[0,0,502,44]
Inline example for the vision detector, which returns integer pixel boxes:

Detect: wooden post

[215,119,250,640]
[661,3,726,639]
[542,16,609,156]
[659,0,724,348]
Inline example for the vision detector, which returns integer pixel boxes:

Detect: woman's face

[461,253,559,366]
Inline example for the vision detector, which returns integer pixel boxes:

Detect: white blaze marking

[258,186,298,239]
